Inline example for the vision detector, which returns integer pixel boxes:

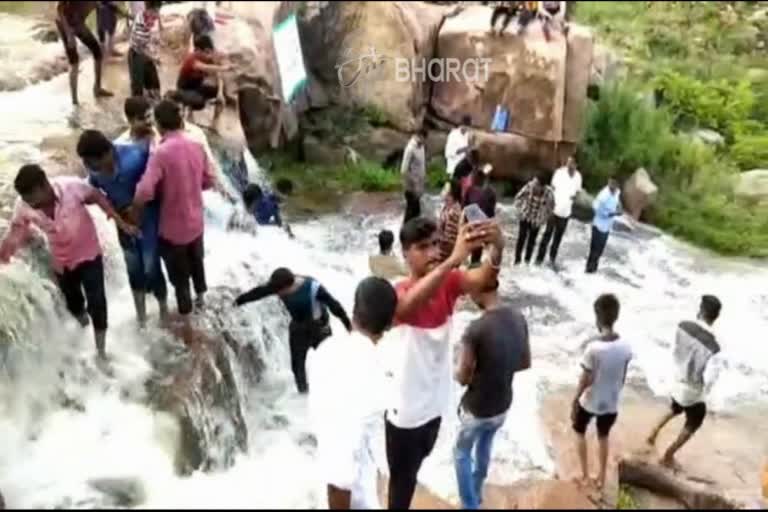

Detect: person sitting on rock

[646,296,723,470]
[234,268,352,394]
[489,1,519,37]
[176,35,231,126]
[571,293,633,494]
[369,229,407,281]
[0,164,138,362]
[540,0,570,41]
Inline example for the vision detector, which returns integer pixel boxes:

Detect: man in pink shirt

[0,164,138,360]
[131,99,215,324]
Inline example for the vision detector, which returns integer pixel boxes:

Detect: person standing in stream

[56,1,114,106]
[384,216,504,509]
[401,129,427,224]
[586,177,622,274]
[76,129,169,329]
[536,156,582,269]
[0,164,138,361]
[128,0,163,100]
[513,174,555,265]
[234,268,352,394]
[130,100,217,327]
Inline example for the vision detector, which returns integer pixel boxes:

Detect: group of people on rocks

[55,1,230,127]
[488,0,570,41]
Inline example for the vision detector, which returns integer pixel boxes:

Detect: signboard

[273,14,307,103]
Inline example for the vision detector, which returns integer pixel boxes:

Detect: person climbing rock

[77,129,169,329]
[0,164,138,361]
[56,1,114,105]
[235,268,352,394]
[646,296,723,469]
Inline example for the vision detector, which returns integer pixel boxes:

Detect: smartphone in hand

[463,203,488,224]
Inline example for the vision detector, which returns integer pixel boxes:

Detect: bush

[731,134,768,170]
[579,82,768,256]
[653,71,754,140]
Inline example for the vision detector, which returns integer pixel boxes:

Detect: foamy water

[0,6,767,509]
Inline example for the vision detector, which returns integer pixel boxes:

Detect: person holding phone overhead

[464,164,496,265]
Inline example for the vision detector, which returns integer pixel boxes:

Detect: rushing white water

[0,7,766,510]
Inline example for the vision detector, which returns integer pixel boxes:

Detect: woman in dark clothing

[234,268,352,394]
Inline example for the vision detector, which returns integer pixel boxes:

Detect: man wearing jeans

[586,177,622,274]
[454,280,531,509]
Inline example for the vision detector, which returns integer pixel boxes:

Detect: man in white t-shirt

[308,277,399,509]
[444,115,473,177]
[382,216,504,509]
[646,295,722,469]
[571,293,632,492]
[536,156,582,268]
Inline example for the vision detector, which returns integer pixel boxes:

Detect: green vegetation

[574,1,768,256]
[617,485,638,510]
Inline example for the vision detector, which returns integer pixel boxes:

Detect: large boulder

[145,289,263,475]
[734,169,768,204]
[473,131,574,181]
[297,1,450,132]
[431,6,594,143]
[623,168,659,221]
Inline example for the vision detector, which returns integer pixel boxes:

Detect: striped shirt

[130,10,159,56]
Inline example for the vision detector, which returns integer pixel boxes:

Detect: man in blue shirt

[76,129,169,327]
[586,177,622,274]
[243,183,282,227]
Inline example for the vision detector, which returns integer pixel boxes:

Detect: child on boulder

[176,35,231,125]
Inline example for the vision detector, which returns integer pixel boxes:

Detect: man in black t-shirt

[454,279,531,509]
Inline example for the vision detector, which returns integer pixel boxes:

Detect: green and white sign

[273,14,307,103]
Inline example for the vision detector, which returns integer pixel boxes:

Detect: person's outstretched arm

[317,286,352,332]
[234,285,275,306]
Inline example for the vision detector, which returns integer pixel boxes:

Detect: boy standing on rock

[128,0,163,100]
[646,295,723,469]
[571,293,633,493]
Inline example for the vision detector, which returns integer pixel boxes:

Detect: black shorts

[128,48,161,97]
[97,3,118,41]
[56,21,102,65]
[670,399,707,432]
[572,404,618,438]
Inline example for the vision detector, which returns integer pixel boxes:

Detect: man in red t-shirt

[383,215,505,509]
[174,35,230,124]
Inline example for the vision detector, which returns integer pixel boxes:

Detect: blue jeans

[453,408,507,509]
[119,231,168,301]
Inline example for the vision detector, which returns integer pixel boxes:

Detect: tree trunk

[618,457,739,510]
